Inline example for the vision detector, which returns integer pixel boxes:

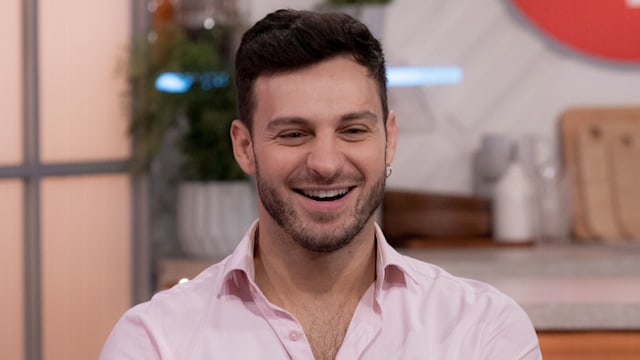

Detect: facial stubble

[255,162,386,253]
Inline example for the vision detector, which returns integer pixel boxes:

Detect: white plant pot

[177,181,257,259]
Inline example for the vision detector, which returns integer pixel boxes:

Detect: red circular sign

[512,0,640,63]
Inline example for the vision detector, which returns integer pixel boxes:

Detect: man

[101,9,541,359]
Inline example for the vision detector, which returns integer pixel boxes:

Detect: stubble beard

[255,165,386,253]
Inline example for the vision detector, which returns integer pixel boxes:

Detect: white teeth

[303,188,349,199]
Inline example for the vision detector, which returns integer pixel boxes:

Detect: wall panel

[0,0,23,165]
[0,180,25,360]
[39,0,130,163]
[41,175,131,359]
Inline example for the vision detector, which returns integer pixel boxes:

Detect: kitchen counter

[400,243,640,330]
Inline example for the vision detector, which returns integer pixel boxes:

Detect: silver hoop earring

[385,164,392,178]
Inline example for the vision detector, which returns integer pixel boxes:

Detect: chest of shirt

[148,288,484,360]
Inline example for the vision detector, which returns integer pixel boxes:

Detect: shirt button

[289,330,302,341]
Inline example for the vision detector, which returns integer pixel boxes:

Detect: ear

[385,111,398,165]
[230,119,256,175]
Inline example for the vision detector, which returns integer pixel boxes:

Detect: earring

[385,164,392,178]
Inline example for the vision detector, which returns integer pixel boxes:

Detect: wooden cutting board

[560,107,640,242]
[576,123,623,241]
[610,122,640,239]
[560,108,599,240]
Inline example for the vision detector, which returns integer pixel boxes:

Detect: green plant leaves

[127,25,245,181]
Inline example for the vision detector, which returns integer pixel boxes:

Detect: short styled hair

[234,9,388,130]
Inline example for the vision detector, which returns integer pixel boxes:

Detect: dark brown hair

[234,9,388,131]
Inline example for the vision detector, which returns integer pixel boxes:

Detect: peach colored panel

[0,180,24,360]
[0,0,23,165]
[41,175,131,360]
[39,0,130,163]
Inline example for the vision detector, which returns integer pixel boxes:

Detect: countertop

[400,243,640,330]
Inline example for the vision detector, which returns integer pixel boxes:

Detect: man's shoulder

[131,259,231,319]
[100,259,240,358]
[389,254,534,339]
[398,254,518,307]
[378,255,541,359]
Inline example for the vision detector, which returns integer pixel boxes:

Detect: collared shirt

[100,222,541,359]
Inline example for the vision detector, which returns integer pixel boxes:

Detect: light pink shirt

[101,222,541,359]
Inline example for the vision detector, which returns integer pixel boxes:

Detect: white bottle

[535,160,571,244]
[493,148,536,243]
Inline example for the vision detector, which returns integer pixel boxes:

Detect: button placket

[281,326,314,359]
[288,330,302,341]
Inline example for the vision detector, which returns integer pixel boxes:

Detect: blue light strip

[154,71,230,93]
[386,66,463,87]
[154,66,463,93]
[155,72,194,93]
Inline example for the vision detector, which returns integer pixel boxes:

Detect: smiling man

[241,55,391,254]
[101,9,541,360]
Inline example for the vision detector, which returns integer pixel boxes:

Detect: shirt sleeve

[99,307,161,360]
[480,300,542,360]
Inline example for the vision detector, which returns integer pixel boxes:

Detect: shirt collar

[373,223,418,297]
[220,220,259,285]
[219,221,417,297]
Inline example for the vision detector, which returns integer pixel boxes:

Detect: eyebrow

[265,117,309,132]
[265,111,379,131]
[341,110,378,123]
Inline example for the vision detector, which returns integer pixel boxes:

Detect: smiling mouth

[295,187,353,202]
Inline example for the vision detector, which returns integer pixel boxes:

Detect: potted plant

[127,11,256,259]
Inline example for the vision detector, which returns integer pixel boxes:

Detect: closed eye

[340,126,370,141]
[280,131,305,138]
[277,130,310,145]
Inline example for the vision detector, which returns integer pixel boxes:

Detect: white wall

[247,0,640,194]
[245,0,322,22]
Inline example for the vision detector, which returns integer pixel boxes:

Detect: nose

[306,134,344,179]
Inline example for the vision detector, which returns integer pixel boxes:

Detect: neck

[253,219,377,306]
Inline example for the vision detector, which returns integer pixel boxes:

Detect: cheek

[254,146,300,179]
[352,143,387,168]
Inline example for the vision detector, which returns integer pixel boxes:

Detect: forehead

[252,56,382,128]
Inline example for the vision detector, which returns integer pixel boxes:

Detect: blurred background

[1,0,639,359]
